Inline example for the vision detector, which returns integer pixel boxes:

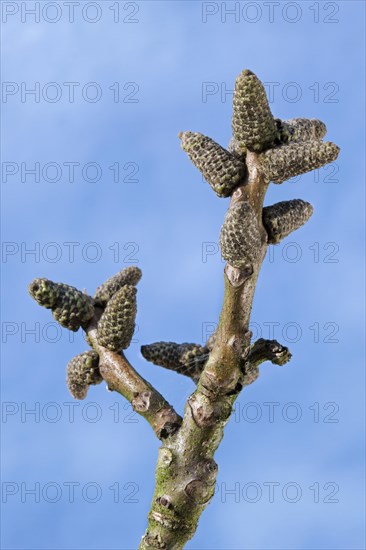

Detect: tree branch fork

[28,69,339,550]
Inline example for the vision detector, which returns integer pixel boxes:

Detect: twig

[28,68,339,550]
[86,310,182,439]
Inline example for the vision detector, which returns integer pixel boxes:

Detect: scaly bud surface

[180,131,246,197]
[263,199,314,244]
[141,342,209,382]
[28,278,61,308]
[67,351,102,400]
[29,278,94,331]
[98,285,137,351]
[94,266,142,306]
[276,118,327,144]
[220,202,262,269]
[260,140,340,184]
[232,69,277,152]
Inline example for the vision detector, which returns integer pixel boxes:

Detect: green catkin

[29,278,94,331]
[98,285,137,351]
[66,351,102,400]
[262,199,314,244]
[28,278,61,308]
[219,202,262,268]
[232,69,277,152]
[180,131,246,197]
[94,266,142,306]
[260,140,340,184]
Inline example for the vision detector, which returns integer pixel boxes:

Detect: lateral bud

[263,199,314,244]
[276,118,327,144]
[66,351,102,400]
[97,285,137,351]
[180,131,246,197]
[94,265,142,307]
[141,342,209,383]
[28,278,94,331]
[219,202,261,269]
[260,140,339,184]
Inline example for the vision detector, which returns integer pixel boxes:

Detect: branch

[28,67,340,550]
[139,153,270,550]
[85,310,182,439]
[139,67,339,549]
[28,271,182,440]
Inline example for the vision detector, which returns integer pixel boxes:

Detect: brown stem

[139,152,274,549]
[86,310,182,440]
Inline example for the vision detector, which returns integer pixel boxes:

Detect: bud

[219,202,261,269]
[28,278,61,308]
[29,278,94,332]
[263,199,314,244]
[141,342,209,382]
[179,131,246,197]
[94,266,142,307]
[276,118,327,144]
[260,140,340,184]
[66,351,102,400]
[97,285,137,351]
[232,69,277,152]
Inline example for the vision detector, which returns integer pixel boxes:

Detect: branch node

[225,264,253,287]
[132,391,152,412]
[184,479,213,504]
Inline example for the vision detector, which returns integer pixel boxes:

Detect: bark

[86,310,182,440]
[138,152,277,549]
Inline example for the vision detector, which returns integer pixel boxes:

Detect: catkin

[260,141,340,184]
[94,266,142,307]
[232,69,277,152]
[29,278,94,331]
[98,285,137,351]
[180,131,246,197]
[66,351,102,400]
[219,202,261,268]
[263,199,314,244]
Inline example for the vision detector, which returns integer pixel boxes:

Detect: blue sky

[1,1,365,549]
